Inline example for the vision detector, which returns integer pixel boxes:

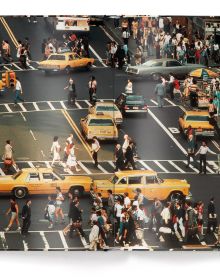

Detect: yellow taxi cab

[0,168,92,198]
[178,111,214,137]
[88,101,123,125]
[80,113,119,141]
[38,52,94,73]
[91,170,190,201]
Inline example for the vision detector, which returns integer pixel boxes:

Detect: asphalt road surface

[0,17,220,251]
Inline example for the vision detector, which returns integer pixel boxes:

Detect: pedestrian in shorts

[5,198,21,232]
[45,196,56,229]
[55,187,65,224]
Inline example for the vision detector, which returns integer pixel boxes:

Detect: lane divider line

[89,44,107,68]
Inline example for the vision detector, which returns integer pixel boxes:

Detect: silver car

[126,58,205,81]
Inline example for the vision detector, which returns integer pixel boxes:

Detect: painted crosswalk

[0,61,39,72]
[0,229,217,251]
[0,159,219,176]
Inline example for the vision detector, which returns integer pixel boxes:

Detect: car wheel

[69,186,84,197]
[86,62,92,70]
[151,73,161,82]
[168,191,184,202]
[13,187,28,199]
[65,66,71,74]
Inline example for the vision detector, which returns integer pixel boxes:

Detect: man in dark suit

[115,144,125,171]
[68,200,85,238]
[124,141,136,170]
[21,200,32,236]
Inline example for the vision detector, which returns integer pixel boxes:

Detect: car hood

[0,176,14,182]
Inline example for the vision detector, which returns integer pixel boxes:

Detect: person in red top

[173,78,182,100]
[196,201,204,235]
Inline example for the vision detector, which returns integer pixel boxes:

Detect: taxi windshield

[48,55,65,60]
[96,106,118,112]
[89,119,114,126]
[110,175,119,184]
[186,115,209,122]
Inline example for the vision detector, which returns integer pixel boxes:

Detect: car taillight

[143,105,148,110]
[124,105,129,110]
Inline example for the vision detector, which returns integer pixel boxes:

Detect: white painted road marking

[89,45,107,67]
[77,161,92,174]
[168,160,185,173]
[154,161,169,172]
[4,104,12,112]
[29,130,37,141]
[47,101,55,110]
[33,102,40,111]
[20,112,27,121]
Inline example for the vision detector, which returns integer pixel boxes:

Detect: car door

[115,176,128,195]
[142,175,162,200]
[41,172,59,194]
[25,172,43,194]
[127,175,144,199]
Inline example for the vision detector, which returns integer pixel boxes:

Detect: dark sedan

[115,93,148,115]
[126,58,205,81]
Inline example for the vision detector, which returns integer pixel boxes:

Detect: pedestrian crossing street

[0,159,219,176]
[0,61,39,72]
[0,229,218,251]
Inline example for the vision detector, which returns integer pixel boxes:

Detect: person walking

[124,141,136,170]
[21,200,31,236]
[148,197,163,233]
[69,200,85,238]
[55,187,65,224]
[89,220,99,251]
[2,140,14,174]
[185,134,196,168]
[195,141,216,174]
[154,80,166,108]
[91,136,100,167]
[51,136,62,167]
[64,77,76,106]
[114,143,124,171]
[125,79,133,94]
[168,73,175,100]
[45,196,56,229]
[14,77,24,106]
[5,198,21,232]
[207,197,218,234]
[107,189,115,222]
[88,76,97,103]
[65,143,81,172]
[189,79,199,109]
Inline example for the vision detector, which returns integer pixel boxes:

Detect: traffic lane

[23,110,92,161]
[150,106,220,156]
[67,109,115,161]
[6,16,54,61]
[0,113,41,160]
[120,112,184,160]
[0,68,115,103]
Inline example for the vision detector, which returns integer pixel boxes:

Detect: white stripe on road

[4,104,12,112]
[108,160,116,169]
[28,161,35,168]
[0,232,8,249]
[23,240,29,251]
[58,230,69,251]
[75,102,82,109]
[148,109,187,155]
[206,166,215,174]
[183,161,199,173]
[77,161,92,174]
[12,63,22,70]
[208,161,219,171]
[139,160,153,170]
[60,101,67,110]
[18,103,27,112]
[150,99,158,105]
[84,100,92,106]
[168,160,185,173]
[33,102,40,111]
[40,231,50,251]
[0,168,5,176]
[47,101,55,110]
[29,130,37,141]
[164,98,176,106]
[89,45,107,67]
[211,140,220,152]
[99,25,117,43]
[97,164,109,174]
[27,65,36,70]
[20,112,27,121]
[154,161,169,172]
[3,65,11,71]
[45,161,51,168]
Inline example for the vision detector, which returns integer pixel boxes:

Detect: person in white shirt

[65,144,81,172]
[164,33,171,45]
[122,134,130,154]
[122,30,130,45]
[91,136,100,166]
[123,192,131,209]
[51,136,62,166]
[125,79,133,94]
[89,221,99,251]
[195,141,216,174]
[160,202,171,225]
[14,78,24,105]
[55,187,65,224]
[45,197,56,229]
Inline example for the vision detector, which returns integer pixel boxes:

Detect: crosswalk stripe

[33,102,40,111]
[154,161,169,172]
[60,101,67,110]
[40,231,50,251]
[18,102,27,112]
[0,168,5,176]
[28,161,35,168]
[27,65,36,70]
[206,166,215,174]
[97,164,109,174]
[75,102,82,109]
[183,161,199,173]
[168,160,185,173]
[139,160,153,170]
[4,104,12,112]
[3,65,11,71]
[45,161,51,168]
[58,230,69,251]
[47,101,55,110]
[108,160,116,169]
[208,161,219,172]
[77,161,92,174]
[150,99,158,105]
[12,63,22,70]
[84,100,92,106]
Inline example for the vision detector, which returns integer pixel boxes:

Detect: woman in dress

[65,144,81,172]
[51,136,62,167]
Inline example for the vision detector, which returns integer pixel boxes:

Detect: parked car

[178,111,215,137]
[80,113,119,141]
[38,52,94,73]
[88,101,123,125]
[0,168,92,198]
[91,170,191,201]
[126,58,205,81]
[115,93,148,115]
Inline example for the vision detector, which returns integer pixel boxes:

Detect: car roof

[95,102,115,106]
[145,58,177,63]
[87,114,114,119]
[21,168,54,172]
[115,170,157,177]
[184,111,210,116]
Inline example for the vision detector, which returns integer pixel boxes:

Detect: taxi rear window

[96,106,118,112]
[88,119,114,126]
[186,115,209,121]
[48,55,65,60]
